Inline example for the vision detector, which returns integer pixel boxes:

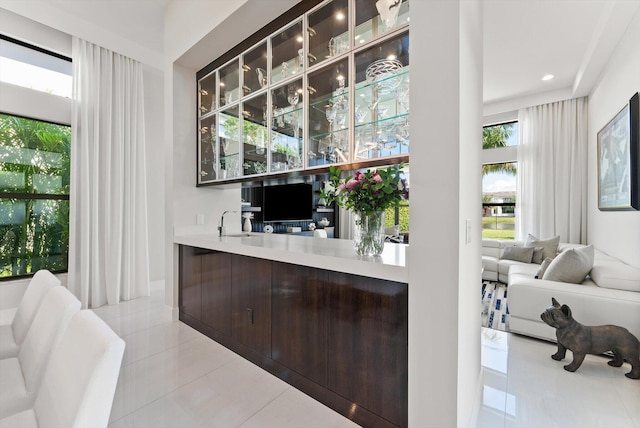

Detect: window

[0,114,70,278]
[483,121,518,149]
[482,121,518,239]
[384,165,409,239]
[0,36,72,98]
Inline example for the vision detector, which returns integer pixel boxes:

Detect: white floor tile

[479,328,640,428]
[239,387,360,428]
[109,335,238,422]
[120,321,202,366]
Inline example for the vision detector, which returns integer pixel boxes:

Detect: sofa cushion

[531,247,544,264]
[501,246,534,263]
[525,234,560,261]
[542,245,594,284]
[535,257,553,279]
[590,260,640,292]
[482,255,498,274]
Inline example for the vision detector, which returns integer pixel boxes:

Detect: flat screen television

[263,183,313,222]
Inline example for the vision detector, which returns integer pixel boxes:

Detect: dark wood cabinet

[178,246,202,320]
[271,262,329,386]
[231,255,272,357]
[327,273,408,428]
[179,245,408,427]
[201,251,232,335]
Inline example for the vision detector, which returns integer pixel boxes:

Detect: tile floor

[477,328,640,428]
[97,285,640,428]
[96,284,358,428]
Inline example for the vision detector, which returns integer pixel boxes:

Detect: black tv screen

[263,183,313,222]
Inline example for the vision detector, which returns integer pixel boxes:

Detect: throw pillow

[501,246,534,263]
[535,257,554,279]
[531,246,544,264]
[542,245,594,284]
[525,234,560,261]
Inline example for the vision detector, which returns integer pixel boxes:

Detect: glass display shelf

[271,20,304,85]
[307,0,349,69]
[242,42,268,96]
[354,0,410,46]
[220,60,240,108]
[196,1,411,184]
[199,72,217,117]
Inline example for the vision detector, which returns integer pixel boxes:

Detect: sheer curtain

[516,97,588,244]
[68,38,150,308]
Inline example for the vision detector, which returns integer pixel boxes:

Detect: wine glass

[287,86,300,108]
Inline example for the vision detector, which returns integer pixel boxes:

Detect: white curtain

[516,97,588,244]
[68,38,150,308]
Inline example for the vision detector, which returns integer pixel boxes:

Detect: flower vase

[352,211,385,256]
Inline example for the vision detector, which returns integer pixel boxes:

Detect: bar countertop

[174,226,408,283]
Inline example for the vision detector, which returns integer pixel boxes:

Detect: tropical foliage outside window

[482,122,517,240]
[0,114,70,278]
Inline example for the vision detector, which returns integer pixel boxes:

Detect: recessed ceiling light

[296,35,304,42]
[542,74,554,81]
[387,54,397,60]
[336,12,345,20]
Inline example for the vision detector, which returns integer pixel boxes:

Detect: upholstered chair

[0,287,81,419]
[0,310,125,428]
[0,271,60,359]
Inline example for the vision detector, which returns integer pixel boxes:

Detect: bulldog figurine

[540,298,640,379]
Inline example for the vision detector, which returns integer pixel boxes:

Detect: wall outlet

[196,214,205,225]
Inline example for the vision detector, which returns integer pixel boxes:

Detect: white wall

[0,1,162,68]
[408,0,482,426]
[588,9,640,268]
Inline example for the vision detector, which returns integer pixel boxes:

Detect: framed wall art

[597,92,639,211]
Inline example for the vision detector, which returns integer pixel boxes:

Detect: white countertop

[174,226,408,283]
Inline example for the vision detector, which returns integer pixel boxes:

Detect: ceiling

[8,0,638,108]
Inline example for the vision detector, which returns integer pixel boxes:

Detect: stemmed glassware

[287,86,300,139]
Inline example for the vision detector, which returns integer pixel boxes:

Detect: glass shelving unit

[197,0,410,184]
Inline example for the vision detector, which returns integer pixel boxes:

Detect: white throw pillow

[535,257,554,279]
[500,246,534,263]
[531,247,544,264]
[525,234,560,261]
[542,245,594,284]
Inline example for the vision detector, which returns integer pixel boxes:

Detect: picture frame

[597,92,639,211]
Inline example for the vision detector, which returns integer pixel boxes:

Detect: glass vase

[353,211,385,256]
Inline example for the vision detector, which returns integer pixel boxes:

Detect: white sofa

[482,239,640,342]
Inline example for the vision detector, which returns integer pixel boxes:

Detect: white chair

[0,271,60,359]
[0,287,81,419]
[0,310,125,428]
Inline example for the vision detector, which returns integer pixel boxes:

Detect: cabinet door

[327,273,408,427]
[178,246,202,320]
[272,262,329,386]
[201,251,232,335]
[231,255,272,356]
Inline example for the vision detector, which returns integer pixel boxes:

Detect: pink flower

[372,173,383,183]
[354,171,364,181]
[338,183,346,190]
[345,179,359,190]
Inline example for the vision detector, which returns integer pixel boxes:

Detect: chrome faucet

[218,210,236,236]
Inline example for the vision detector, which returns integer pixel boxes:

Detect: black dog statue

[540,298,640,379]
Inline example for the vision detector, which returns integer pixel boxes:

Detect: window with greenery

[0,114,70,278]
[384,165,409,237]
[483,121,518,149]
[482,122,517,240]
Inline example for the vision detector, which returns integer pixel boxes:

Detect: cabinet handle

[246,307,254,324]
